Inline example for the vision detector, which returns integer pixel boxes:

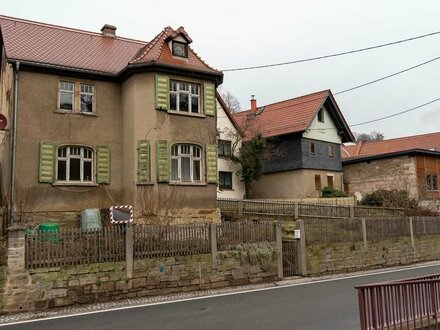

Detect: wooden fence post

[210,223,218,268]
[362,218,367,250]
[295,220,307,276]
[294,202,299,220]
[409,217,415,250]
[238,200,243,217]
[125,224,134,279]
[274,221,283,279]
[349,205,355,219]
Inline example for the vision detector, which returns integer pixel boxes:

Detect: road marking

[1,261,440,327]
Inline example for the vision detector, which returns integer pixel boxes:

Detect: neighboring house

[342,132,440,211]
[233,90,354,198]
[216,92,245,199]
[0,15,223,225]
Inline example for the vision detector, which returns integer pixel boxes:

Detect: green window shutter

[39,142,56,183]
[155,75,169,110]
[96,145,110,184]
[137,140,151,184]
[203,82,216,116]
[156,140,169,183]
[205,144,217,184]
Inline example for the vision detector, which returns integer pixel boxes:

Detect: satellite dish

[0,114,7,130]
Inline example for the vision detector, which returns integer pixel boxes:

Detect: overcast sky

[1,0,439,139]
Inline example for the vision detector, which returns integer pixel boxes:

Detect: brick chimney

[101,24,117,37]
[250,95,257,113]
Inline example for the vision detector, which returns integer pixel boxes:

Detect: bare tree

[354,131,385,142]
[219,89,241,113]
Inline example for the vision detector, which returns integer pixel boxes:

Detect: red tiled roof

[232,90,330,138]
[341,132,440,159]
[0,15,221,76]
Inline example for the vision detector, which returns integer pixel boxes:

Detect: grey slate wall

[262,134,342,173]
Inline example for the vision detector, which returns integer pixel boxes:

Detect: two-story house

[233,90,354,198]
[0,15,223,225]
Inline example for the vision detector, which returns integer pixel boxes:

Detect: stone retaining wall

[306,235,440,275]
[1,226,279,313]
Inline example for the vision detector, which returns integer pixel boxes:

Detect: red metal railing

[356,274,440,329]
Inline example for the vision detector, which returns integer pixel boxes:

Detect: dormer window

[172,41,188,58]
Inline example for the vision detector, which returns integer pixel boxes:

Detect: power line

[350,96,440,127]
[222,30,440,72]
[334,55,440,95]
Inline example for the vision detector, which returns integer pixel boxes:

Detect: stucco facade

[252,169,343,199]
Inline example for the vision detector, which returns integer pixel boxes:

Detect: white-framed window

[58,81,95,113]
[59,81,74,111]
[57,146,94,183]
[80,84,94,112]
[169,80,200,113]
[171,144,202,183]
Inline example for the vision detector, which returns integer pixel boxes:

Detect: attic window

[172,41,188,58]
[318,108,324,123]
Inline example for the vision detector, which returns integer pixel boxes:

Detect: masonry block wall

[343,156,418,198]
[306,235,440,275]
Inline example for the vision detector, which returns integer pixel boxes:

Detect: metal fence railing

[356,274,440,329]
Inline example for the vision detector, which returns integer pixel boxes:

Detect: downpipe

[9,61,19,227]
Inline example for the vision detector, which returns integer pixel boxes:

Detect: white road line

[1,261,440,327]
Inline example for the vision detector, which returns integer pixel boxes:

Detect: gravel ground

[1,260,439,325]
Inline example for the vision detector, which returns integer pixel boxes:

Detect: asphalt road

[3,264,440,330]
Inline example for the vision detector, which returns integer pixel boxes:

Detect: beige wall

[122,73,218,211]
[302,105,342,144]
[251,169,343,199]
[14,71,123,211]
[343,156,418,201]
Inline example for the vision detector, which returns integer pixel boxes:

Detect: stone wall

[306,235,440,275]
[2,226,279,313]
[343,156,418,200]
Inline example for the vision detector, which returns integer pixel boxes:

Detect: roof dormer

[166,26,192,59]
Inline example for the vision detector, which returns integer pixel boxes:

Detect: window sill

[219,188,234,191]
[166,110,206,119]
[52,182,99,187]
[54,110,98,117]
[169,182,207,187]
[136,182,155,186]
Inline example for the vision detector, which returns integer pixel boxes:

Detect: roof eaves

[323,91,355,143]
[342,148,440,164]
[8,59,117,76]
